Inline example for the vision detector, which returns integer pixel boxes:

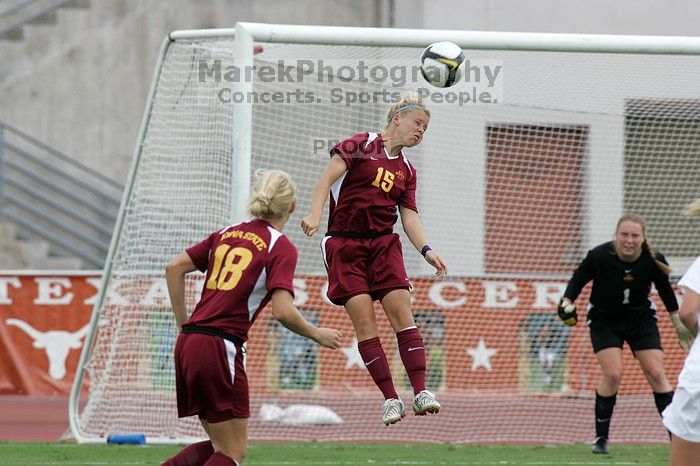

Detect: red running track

[0,393,670,444]
[0,396,70,441]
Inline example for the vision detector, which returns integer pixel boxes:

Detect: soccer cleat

[591,436,609,454]
[412,390,441,415]
[382,398,406,426]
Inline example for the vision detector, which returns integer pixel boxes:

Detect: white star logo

[339,337,364,369]
[466,338,498,371]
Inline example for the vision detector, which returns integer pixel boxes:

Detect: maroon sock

[202,452,239,466]
[357,337,398,400]
[161,440,214,466]
[397,327,427,395]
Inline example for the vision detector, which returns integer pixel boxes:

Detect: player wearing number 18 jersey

[162,171,341,466]
[557,214,689,455]
[183,218,297,344]
[302,95,448,426]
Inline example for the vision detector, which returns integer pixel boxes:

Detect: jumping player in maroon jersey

[302,95,447,426]
[162,170,342,466]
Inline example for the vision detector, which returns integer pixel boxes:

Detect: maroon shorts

[321,233,410,305]
[174,332,249,422]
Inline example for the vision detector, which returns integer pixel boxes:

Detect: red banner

[0,273,98,395]
[0,273,685,396]
[247,277,685,395]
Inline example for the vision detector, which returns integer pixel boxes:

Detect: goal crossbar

[170,22,700,55]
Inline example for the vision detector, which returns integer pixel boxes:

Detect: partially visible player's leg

[654,390,675,415]
[381,289,440,416]
[380,289,425,393]
[347,296,399,402]
[592,389,616,454]
[633,327,675,441]
[345,294,405,425]
[593,347,623,453]
[669,434,700,466]
[589,320,625,454]
[345,294,403,425]
[371,234,440,415]
[594,343,624,395]
[356,332,398,402]
[379,288,416,332]
[166,334,218,465]
[201,418,247,465]
[202,453,239,466]
[632,318,672,392]
[161,440,214,465]
[326,237,404,425]
[636,347,674,414]
[346,293,381,341]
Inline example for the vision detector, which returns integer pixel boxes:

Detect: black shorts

[587,310,662,354]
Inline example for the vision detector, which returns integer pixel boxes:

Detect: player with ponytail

[302,95,447,426]
[663,198,700,466]
[162,170,341,466]
[557,213,689,455]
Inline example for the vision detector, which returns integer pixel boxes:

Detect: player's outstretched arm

[301,155,347,236]
[672,291,697,351]
[679,288,700,338]
[399,206,447,276]
[165,252,198,328]
[270,289,342,348]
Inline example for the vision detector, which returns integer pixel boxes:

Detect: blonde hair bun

[248,170,296,219]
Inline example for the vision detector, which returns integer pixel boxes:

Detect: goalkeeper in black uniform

[557,214,693,455]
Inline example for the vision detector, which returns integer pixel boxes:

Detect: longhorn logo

[5,319,90,380]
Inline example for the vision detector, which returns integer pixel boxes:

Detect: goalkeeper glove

[670,312,695,350]
[557,298,578,326]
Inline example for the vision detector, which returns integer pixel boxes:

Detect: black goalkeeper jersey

[563,241,678,322]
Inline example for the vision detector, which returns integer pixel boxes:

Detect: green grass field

[0,442,669,465]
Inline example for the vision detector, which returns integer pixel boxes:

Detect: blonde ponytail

[248,170,296,220]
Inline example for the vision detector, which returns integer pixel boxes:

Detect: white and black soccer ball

[420,41,465,88]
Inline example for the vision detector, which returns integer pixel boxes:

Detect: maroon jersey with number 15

[184,218,296,343]
[328,132,418,234]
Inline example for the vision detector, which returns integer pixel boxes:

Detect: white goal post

[70,22,700,444]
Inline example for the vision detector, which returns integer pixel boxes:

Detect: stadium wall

[0,0,383,184]
[402,0,700,35]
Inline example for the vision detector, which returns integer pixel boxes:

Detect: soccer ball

[420,41,465,88]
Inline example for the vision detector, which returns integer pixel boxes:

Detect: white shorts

[663,386,700,443]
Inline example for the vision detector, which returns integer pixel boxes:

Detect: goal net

[70,23,700,444]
